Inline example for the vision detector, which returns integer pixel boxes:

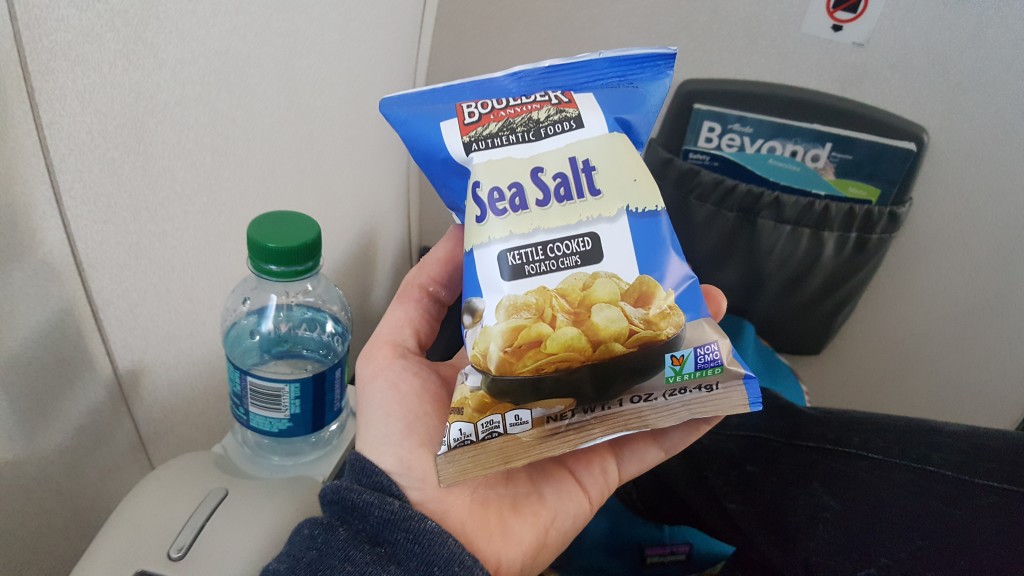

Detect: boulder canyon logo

[457,90,584,155]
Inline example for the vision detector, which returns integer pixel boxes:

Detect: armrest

[71,393,357,576]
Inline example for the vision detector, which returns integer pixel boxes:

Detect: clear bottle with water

[221,210,352,467]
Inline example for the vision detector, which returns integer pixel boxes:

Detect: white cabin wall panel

[14,0,427,464]
[0,5,152,574]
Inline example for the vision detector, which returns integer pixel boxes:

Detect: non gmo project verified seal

[665,341,725,384]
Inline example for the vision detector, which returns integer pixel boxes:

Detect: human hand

[355,224,727,576]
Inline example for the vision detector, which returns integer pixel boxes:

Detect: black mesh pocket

[646,139,911,354]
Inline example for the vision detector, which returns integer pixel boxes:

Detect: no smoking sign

[803,0,887,45]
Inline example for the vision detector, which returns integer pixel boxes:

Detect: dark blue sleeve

[262,452,489,576]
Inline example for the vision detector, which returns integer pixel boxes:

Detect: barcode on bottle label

[246,378,291,419]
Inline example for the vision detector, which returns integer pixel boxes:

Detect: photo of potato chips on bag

[470,272,686,405]
[381,48,762,485]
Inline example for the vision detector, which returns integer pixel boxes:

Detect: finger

[554,416,722,512]
[701,284,727,323]
[371,225,464,355]
[606,415,723,486]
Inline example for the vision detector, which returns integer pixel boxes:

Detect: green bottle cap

[246,210,322,280]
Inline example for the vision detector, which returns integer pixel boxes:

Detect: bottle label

[226,356,347,438]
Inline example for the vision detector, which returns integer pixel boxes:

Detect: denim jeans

[617,389,1024,576]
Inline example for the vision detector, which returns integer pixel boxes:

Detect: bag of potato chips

[381,48,761,485]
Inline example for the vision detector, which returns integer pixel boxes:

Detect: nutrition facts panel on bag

[505,409,532,433]
[447,409,533,449]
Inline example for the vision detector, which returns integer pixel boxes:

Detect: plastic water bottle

[221,210,352,466]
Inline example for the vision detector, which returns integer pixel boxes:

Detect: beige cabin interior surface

[0,5,153,575]
[418,1,1024,430]
[1,1,427,574]
[2,2,1022,575]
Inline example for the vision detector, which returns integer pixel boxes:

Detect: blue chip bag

[381,48,761,485]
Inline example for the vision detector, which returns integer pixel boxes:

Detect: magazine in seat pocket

[646,138,911,354]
